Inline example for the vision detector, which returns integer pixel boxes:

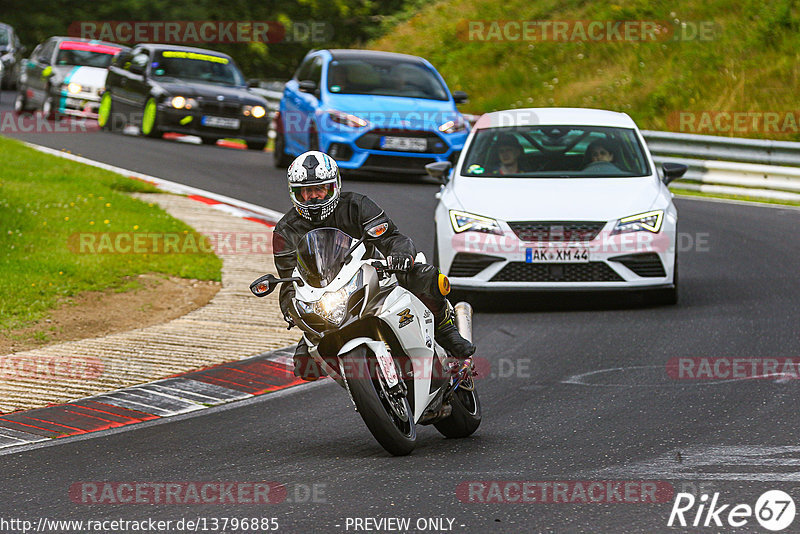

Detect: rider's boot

[433,300,476,360]
[292,338,326,381]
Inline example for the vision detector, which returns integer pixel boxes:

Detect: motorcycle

[250,227,480,456]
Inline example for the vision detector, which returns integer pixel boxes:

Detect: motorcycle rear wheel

[434,377,481,438]
[341,346,416,456]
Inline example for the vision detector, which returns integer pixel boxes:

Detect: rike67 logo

[668,490,796,531]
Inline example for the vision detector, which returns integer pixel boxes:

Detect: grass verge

[0,136,222,331]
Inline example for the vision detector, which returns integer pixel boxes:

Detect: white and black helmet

[287,151,341,222]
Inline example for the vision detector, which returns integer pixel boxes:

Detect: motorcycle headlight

[612,210,664,234]
[449,210,502,235]
[327,109,369,128]
[297,271,363,326]
[438,116,466,134]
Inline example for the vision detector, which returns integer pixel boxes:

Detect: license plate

[202,116,240,129]
[526,248,590,263]
[381,136,427,152]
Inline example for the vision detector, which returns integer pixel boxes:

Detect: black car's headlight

[170,96,198,109]
[243,105,266,118]
[612,210,664,234]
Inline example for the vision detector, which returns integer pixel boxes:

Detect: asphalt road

[2,94,800,533]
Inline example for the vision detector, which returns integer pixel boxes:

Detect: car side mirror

[452,91,468,104]
[425,161,452,184]
[661,162,688,185]
[298,79,317,95]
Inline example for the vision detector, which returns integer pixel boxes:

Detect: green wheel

[98,92,114,130]
[141,97,162,138]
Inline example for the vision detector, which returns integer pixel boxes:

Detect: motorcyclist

[272,150,476,381]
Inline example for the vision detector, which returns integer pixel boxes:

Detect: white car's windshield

[461,126,651,178]
[326,58,448,101]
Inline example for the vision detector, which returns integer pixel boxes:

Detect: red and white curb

[24,142,284,227]
[0,347,303,452]
[0,144,305,453]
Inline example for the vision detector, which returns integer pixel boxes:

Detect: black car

[0,23,25,89]
[100,44,270,150]
[14,36,127,119]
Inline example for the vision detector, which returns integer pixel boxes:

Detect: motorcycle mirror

[250,274,278,296]
[250,274,305,297]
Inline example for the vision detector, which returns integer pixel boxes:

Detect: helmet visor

[291,182,336,206]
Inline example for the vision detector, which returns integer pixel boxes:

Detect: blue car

[275,49,469,174]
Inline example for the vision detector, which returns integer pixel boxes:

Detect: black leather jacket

[272,191,416,317]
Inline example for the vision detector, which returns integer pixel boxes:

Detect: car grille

[362,155,437,173]
[356,129,448,154]
[609,253,666,277]
[507,221,606,242]
[490,262,624,282]
[198,99,242,118]
[448,253,504,277]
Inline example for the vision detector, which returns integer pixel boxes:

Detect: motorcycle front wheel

[341,346,416,456]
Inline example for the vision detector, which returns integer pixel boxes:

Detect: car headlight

[327,109,369,128]
[296,271,363,326]
[66,82,82,94]
[612,210,664,234]
[438,116,466,134]
[253,105,266,118]
[170,96,197,109]
[449,210,502,235]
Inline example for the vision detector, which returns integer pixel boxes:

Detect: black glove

[387,253,414,272]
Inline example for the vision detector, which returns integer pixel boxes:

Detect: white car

[426,108,687,304]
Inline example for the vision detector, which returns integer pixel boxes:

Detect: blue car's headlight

[438,116,466,134]
[327,110,369,128]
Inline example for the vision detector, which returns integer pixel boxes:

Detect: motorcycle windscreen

[296,227,355,288]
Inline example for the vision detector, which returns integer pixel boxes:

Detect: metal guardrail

[642,130,800,167]
[641,131,800,202]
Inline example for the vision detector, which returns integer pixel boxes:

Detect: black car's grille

[490,262,624,282]
[507,221,606,242]
[356,129,448,154]
[609,253,666,277]
[448,253,504,277]
[198,99,242,118]
[362,155,436,173]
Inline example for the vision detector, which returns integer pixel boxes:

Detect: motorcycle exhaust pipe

[454,302,473,343]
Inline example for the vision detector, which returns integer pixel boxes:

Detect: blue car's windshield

[327,58,448,101]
